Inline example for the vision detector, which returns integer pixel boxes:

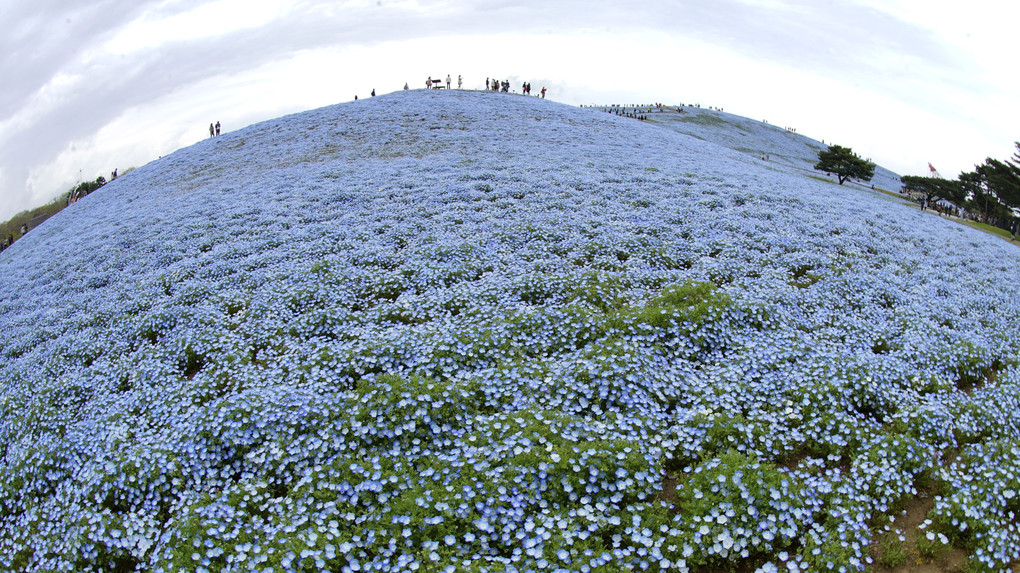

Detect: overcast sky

[2,0,1018,221]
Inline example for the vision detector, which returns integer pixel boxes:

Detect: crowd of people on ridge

[411,75,548,98]
[585,102,729,121]
[586,103,681,121]
[483,78,545,98]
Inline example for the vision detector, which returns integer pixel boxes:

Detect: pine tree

[901,175,964,208]
[813,145,876,185]
[976,158,1020,209]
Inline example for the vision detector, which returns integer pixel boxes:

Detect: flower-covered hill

[1,89,1019,572]
[642,105,903,193]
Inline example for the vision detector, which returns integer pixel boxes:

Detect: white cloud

[0,71,82,146]
[104,0,298,55]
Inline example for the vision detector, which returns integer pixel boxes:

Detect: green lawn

[962,219,1016,242]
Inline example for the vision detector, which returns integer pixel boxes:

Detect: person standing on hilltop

[209,123,214,138]
[458,75,463,89]
[446,75,451,89]
[215,121,221,136]
[540,87,546,99]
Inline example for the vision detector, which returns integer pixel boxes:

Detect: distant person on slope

[215,121,221,136]
[446,75,451,89]
[210,123,215,138]
[540,87,546,99]
[458,75,463,89]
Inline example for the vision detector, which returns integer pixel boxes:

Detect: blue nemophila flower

[2,90,1020,572]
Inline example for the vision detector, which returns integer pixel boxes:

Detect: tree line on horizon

[901,143,1020,229]
[814,141,1020,231]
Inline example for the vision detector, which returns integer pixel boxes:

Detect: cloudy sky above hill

[2,0,1018,220]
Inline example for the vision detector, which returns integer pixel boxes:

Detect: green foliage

[814,145,876,185]
[71,176,108,198]
[957,154,1020,226]
[664,449,814,568]
[876,533,909,568]
[901,174,965,206]
[950,341,1011,392]
[355,373,479,435]
[788,264,822,289]
[0,195,66,243]
[568,271,627,312]
[915,530,951,561]
[976,156,1020,209]
[668,412,768,470]
[609,280,733,333]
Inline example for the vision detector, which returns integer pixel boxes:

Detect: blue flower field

[1,90,1018,572]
